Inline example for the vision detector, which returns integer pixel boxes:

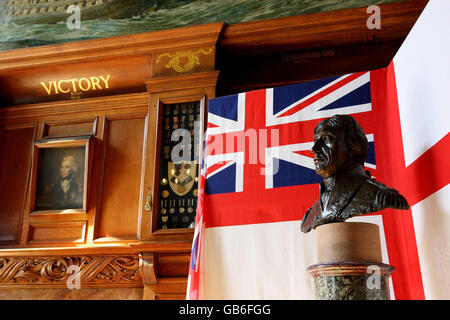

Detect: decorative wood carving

[153,47,215,77]
[0,255,141,288]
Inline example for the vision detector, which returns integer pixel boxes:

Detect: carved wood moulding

[0,255,142,288]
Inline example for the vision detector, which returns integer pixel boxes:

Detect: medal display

[157,101,200,229]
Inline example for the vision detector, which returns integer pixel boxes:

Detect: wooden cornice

[0,22,225,72]
[146,71,220,93]
[219,0,428,55]
[0,92,149,123]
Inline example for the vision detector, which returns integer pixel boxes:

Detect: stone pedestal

[307,222,394,300]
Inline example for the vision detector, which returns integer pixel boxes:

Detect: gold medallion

[179,207,185,213]
[193,189,198,196]
[162,190,169,198]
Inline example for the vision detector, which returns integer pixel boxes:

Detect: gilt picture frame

[29,136,92,214]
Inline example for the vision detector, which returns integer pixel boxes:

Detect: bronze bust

[301,114,409,233]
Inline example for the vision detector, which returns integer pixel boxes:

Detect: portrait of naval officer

[301,114,409,233]
[44,155,83,210]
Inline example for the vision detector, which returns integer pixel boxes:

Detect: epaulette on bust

[369,180,409,210]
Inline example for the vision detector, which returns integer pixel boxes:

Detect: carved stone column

[307,222,394,300]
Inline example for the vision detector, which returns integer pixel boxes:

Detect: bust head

[312,114,368,178]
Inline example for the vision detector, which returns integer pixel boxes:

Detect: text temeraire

[40,75,111,95]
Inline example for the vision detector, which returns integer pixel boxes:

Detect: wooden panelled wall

[0,21,222,299]
[0,0,427,299]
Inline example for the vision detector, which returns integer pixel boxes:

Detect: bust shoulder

[337,177,408,220]
[361,178,409,211]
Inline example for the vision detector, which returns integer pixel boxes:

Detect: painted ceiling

[0,0,404,52]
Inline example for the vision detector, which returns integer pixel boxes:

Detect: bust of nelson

[301,114,409,233]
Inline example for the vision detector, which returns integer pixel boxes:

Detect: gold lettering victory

[40,75,111,95]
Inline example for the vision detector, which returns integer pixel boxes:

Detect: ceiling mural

[0,0,403,52]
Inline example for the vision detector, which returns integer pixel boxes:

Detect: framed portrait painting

[30,137,91,213]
